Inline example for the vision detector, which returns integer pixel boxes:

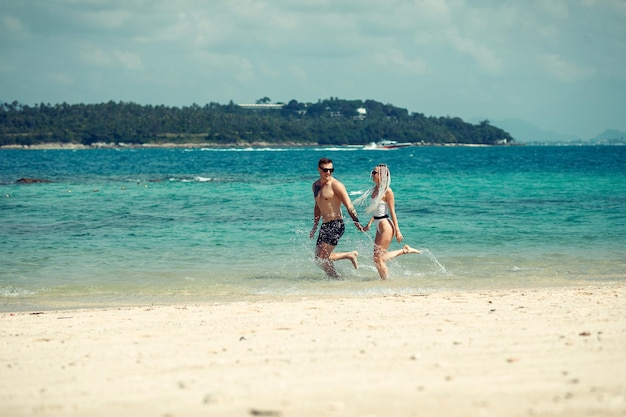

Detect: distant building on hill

[238,103,284,110]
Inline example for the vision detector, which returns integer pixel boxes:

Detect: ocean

[1,145,625,311]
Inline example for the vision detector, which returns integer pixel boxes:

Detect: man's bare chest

[315,182,335,201]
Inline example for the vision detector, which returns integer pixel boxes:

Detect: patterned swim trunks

[316,219,345,246]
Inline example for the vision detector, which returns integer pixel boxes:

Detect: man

[310,157,363,277]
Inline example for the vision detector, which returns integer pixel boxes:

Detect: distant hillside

[0,99,515,147]
[591,129,626,144]
[489,118,581,144]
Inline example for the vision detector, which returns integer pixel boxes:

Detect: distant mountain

[488,118,582,144]
[591,129,626,144]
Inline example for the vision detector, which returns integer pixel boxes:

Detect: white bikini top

[371,196,388,218]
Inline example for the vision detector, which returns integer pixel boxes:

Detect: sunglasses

[371,171,378,175]
[320,168,334,173]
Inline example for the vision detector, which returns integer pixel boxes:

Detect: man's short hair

[318,157,333,167]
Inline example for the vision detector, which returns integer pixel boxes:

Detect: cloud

[370,49,429,75]
[2,15,25,34]
[81,44,144,71]
[67,8,131,30]
[582,0,626,15]
[112,50,144,71]
[191,51,254,82]
[446,30,503,73]
[286,65,307,82]
[414,0,452,20]
[45,72,74,85]
[540,53,593,81]
[535,0,570,20]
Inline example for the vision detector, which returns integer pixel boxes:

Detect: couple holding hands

[310,157,421,280]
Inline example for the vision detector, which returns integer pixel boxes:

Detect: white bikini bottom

[373,215,391,233]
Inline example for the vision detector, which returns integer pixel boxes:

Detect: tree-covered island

[0,98,514,147]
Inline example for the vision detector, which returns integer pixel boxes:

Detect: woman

[355,164,421,279]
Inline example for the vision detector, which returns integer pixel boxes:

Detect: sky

[1,0,625,139]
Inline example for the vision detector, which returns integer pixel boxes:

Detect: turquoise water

[1,146,625,311]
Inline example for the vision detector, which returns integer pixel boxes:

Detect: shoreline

[0,141,523,150]
[0,141,312,150]
[2,281,623,314]
[2,284,624,416]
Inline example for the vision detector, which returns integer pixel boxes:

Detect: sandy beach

[1,285,625,417]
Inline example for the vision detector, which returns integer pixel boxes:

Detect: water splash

[419,248,449,275]
[357,231,448,275]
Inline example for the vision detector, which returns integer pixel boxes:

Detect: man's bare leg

[316,243,340,278]
[330,251,359,269]
[316,244,358,277]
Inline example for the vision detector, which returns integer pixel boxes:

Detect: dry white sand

[1,285,625,417]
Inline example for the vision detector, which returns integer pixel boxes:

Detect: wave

[169,176,215,183]
[0,286,36,298]
[196,146,360,152]
[200,147,294,152]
